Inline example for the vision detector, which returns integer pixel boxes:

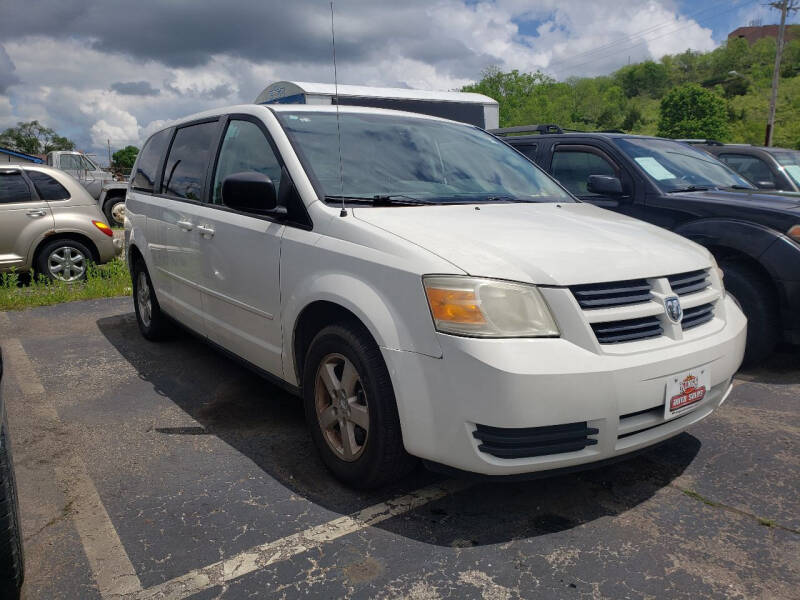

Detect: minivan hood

[353,203,710,286]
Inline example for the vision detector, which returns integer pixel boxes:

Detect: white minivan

[125,104,747,488]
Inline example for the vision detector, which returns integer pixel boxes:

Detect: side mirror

[587,174,624,196]
[222,171,281,214]
[755,180,776,190]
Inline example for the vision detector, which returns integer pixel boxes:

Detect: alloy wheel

[47,246,86,282]
[137,271,152,328]
[314,353,370,462]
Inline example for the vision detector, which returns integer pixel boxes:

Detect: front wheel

[303,323,417,488]
[104,198,126,227]
[720,260,779,366]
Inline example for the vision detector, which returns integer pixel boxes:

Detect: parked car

[0,164,122,281]
[127,105,746,488]
[0,349,24,600]
[495,126,800,364]
[678,141,800,193]
[46,151,128,226]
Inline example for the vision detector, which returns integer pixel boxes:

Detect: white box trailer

[255,81,499,130]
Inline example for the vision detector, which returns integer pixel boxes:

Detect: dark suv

[683,141,800,193]
[494,126,800,364]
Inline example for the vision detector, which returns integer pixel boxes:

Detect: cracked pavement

[1,297,798,599]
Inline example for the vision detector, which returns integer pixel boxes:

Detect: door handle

[196,224,215,238]
[26,209,47,218]
[176,219,194,231]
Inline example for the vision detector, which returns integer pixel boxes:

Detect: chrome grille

[681,303,714,330]
[570,279,652,309]
[667,270,709,296]
[591,316,663,344]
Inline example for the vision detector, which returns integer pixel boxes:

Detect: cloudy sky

[0,0,794,163]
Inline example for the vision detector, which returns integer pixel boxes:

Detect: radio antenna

[330,1,347,217]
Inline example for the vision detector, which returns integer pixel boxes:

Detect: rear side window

[551,149,616,196]
[60,154,83,171]
[161,121,218,201]
[27,171,70,200]
[0,172,32,203]
[133,129,171,193]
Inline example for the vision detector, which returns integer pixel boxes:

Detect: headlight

[423,276,559,338]
[788,225,800,244]
[709,254,725,296]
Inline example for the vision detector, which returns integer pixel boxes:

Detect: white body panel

[125,103,747,476]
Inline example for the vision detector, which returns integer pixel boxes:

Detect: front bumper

[383,294,747,476]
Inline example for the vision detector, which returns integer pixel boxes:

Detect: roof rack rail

[489,124,564,136]
[675,139,726,146]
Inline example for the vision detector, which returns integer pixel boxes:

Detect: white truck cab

[47,151,128,226]
[125,104,746,488]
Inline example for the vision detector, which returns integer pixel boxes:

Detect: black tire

[35,238,94,282]
[104,197,125,227]
[131,259,171,341]
[302,322,417,488]
[0,413,24,600]
[720,260,779,366]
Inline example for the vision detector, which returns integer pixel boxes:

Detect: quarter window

[0,172,32,203]
[212,120,282,205]
[551,149,616,196]
[132,129,171,193]
[161,121,218,201]
[27,171,70,200]
[60,154,83,171]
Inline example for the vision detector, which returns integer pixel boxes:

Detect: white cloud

[0,1,720,160]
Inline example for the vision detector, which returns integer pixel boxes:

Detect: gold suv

[0,164,122,281]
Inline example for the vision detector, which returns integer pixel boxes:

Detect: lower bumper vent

[473,422,598,458]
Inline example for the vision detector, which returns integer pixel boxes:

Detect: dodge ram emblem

[665,296,682,323]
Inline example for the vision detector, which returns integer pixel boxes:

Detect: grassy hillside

[463,37,800,149]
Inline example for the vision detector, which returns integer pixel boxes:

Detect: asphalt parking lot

[1,297,798,599]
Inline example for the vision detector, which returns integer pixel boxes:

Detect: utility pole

[765,0,799,146]
[107,139,112,167]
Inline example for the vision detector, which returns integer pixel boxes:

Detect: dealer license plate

[664,367,709,420]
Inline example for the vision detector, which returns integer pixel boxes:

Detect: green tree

[112,145,139,170]
[657,84,729,139]
[0,120,75,155]
[462,67,554,126]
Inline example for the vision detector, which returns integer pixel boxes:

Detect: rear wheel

[302,322,416,488]
[36,238,93,282]
[720,260,779,366]
[132,259,171,341]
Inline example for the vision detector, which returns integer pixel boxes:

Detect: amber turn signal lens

[788,225,800,243]
[92,220,114,237]
[425,287,486,324]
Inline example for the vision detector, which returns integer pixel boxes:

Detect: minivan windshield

[771,150,800,187]
[276,111,572,204]
[614,138,754,193]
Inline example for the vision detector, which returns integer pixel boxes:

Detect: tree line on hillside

[1,120,138,170]
[463,36,800,149]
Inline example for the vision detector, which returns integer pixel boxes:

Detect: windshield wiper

[722,185,755,190]
[667,185,714,193]
[324,194,434,206]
